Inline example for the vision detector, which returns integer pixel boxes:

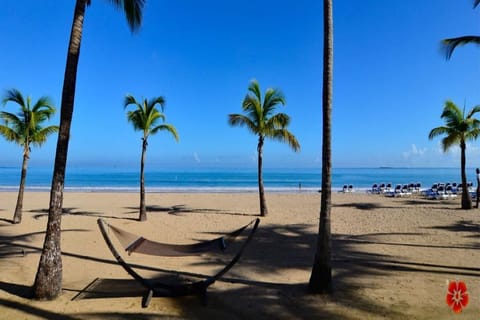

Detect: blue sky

[1,0,480,170]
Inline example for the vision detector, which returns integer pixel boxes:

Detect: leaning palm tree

[124,94,179,221]
[34,0,145,300]
[429,100,480,209]
[0,89,58,224]
[442,0,480,59]
[308,0,333,294]
[228,80,300,217]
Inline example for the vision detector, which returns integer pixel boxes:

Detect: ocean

[0,166,477,193]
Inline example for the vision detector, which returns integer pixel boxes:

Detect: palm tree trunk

[34,0,87,300]
[460,142,472,209]
[12,148,29,224]
[139,138,147,221]
[309,0,333,294]
[257,136,268,216]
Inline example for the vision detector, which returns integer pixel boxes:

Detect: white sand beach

[0,191,479,319]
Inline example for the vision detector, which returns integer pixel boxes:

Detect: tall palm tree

[308,0,333,294]
[429,100,480,209]
[33,0,145,300]
[228,80,300,217]
[124,95,179,221]
[442,0,480,59]
[0,89,58,224]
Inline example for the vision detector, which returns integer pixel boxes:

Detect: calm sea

[0,166,476,193]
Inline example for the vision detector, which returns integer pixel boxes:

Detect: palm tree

[33,0,145,300]
[429,100,480,209]
[228,80,300,217]
[0,89,58,224]
[442,1,480,59]
[124,95,179,221]
[308,0,333,294]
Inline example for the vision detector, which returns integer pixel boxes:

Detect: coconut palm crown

[228,79,300,216]
[124,94,179,221]
[0,89,58,224]
[429,100,480,209]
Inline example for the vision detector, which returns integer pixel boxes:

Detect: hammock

[97,218,260,307]
[106,219,252,257]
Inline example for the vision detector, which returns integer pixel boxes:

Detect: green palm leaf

[443,36,480,59]
[0,90,58,148]
[108,0,145,31]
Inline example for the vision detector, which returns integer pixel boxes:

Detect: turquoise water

[0,166,476,193]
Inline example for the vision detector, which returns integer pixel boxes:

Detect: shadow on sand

[1,204,479,319]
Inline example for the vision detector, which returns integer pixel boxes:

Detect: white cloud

[193,152,200,163]
[403,144,426,160]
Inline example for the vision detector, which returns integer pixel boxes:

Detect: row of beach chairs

[422,182,474,200]
[369,183,421,197]
[341,185,354,193]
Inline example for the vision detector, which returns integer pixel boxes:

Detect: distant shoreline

[0,167,477,193]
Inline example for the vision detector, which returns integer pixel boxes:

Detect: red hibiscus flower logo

[446,280,469,313]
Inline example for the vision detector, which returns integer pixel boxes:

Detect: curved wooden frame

[97,218,260,307]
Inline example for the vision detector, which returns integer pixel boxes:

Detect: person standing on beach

[476,168,480,208]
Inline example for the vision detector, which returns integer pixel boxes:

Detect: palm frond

[428,126,450,140]
[270,129,301,152]
[32,97,55,113]
[442,36,480,60]
[0,111,22,125]
[440,100,463,128]
[248,79,262,104]
[442,135,460,152]
[0,125,20,143]
[2,88,25,107]
[147,96,165,112]
[150,124,179,141]
[268,113,290,128]
[124,94,142,109]
[467,105,480,118]
[108,0,145,32]
[30,125,59,147]
[263,88,285,118]
[242,94,262,125]
[38,125,59,137]
[465,127,480,141]
[228,114,258,134]
[126,110,145,131]
[144,110,165,132]
[474,0,480,8]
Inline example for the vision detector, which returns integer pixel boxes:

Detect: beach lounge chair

[394,184,402,195]
[97,218,260,307]
[385,183,392,193]
[415,183,421,193]
[378,183,386,193]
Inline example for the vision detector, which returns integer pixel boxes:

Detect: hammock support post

[97,218,260,307]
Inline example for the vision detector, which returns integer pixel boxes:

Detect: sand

[0,191,479,319]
